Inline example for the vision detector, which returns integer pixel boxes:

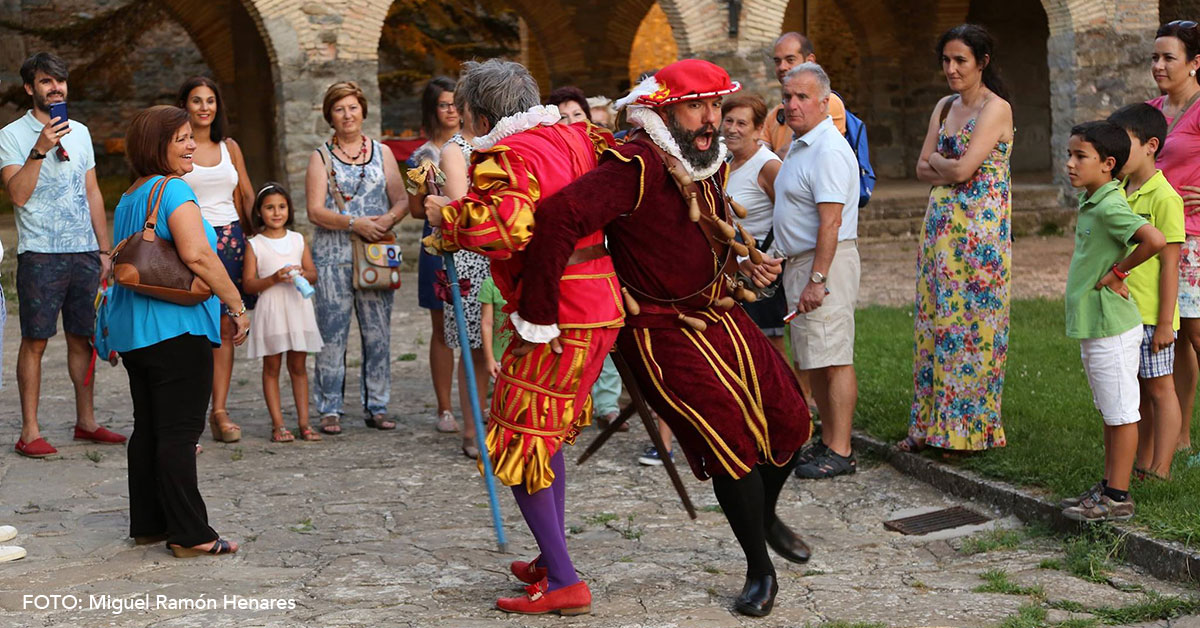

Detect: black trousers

[121,333,218,547]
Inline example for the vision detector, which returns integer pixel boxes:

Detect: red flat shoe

[15,437,57,458]
[510,556,547,584]
[74,425,127,444]
[496,580,591,616]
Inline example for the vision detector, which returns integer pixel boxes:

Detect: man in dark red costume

[517,59,814,617]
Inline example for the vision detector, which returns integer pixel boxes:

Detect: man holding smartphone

[0,52,120,458]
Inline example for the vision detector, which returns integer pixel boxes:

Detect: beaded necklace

[329,134,368,203]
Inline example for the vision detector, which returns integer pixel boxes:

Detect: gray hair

[457,59,540,129]
[783,62,831,100]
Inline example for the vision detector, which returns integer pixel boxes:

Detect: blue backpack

[834,92,876,208]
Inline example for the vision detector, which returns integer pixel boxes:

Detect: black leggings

[122,333,218,547]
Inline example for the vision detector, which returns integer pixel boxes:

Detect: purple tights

[511,449,579,591]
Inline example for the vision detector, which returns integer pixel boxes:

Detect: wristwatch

[28,148,46,160]
[810,271,828,285]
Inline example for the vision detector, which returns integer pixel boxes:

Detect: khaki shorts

[784,240,860,370]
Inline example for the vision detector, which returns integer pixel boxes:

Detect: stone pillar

[1045,0,1159,188]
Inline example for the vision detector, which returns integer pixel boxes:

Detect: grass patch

[1090,592,1200,624]
[619,514,643,540]
[1048,592,1200,624]
[1061,527,1122,583]
[973,569,1044,598]
[397,353,417,361]
[855,299,1200,546]
[959,528,1026,555]
[803,623,887,628]
[997,604,1046,628]
[584,512,618,526]
[699,504,723,513]
[1037,558,1061,570]
[84,450,102,463]
[289,517,315,533]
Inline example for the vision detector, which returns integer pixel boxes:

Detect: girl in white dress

[242,184,324,442]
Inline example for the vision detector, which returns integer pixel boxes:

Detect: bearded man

[515,59,814,618]
[423,59,622,616]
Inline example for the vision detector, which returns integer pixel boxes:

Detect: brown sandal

[319,414,341,435]
[209,409,242,443]
[297,426,323,441]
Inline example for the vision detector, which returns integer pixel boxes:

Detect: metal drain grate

[883,506,990,535]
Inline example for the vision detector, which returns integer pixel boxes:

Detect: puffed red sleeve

[438,147,539,260]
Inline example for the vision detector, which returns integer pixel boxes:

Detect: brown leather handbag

[110,176,213,305]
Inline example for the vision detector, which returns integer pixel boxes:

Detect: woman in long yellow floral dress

[901,24,1014,452]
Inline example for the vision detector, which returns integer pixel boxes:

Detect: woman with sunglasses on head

[1149,21,1200,455]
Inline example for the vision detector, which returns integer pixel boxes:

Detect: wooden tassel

[668,164,694,188]
[713,218,737,240]
[621,287,641,316]
[714,296,736,310]
[687,192,701,222]
[677,313,708,332]
[727,196,748,219]
[730,240,749,257]
[748,246,764,265]
[735,286,758,303]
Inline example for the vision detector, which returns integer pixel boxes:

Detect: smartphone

[48,101,68,126]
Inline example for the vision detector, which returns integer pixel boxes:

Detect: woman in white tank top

[721,94,790,351]
[179,76,255,444]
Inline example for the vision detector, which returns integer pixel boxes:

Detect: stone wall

[0,0,1181,224]
[0,0,209,179]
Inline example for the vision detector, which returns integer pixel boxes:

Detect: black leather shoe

[734,573,778,617]
[766,518,812,564]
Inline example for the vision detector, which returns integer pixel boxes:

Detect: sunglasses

[1166,19,1198,29]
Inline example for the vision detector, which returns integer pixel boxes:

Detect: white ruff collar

[626,106,726,181]
[471,105,561,151]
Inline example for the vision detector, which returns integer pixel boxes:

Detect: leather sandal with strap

[208,409,242,443]
[271,426,295,443]
[297,426,323,441]
[319,414,342,435]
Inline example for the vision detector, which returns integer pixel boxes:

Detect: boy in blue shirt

[1061,120,1165,522]
[1108,104,1186,479]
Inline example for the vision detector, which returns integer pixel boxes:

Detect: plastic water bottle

[288,269,315,299]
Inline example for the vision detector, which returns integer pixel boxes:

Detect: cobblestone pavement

[1,236,1197,627]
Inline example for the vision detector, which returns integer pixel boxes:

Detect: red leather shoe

[15,438,57,458]
[74,426,127,444]
[496,580,591,616]
[510,556,548,584]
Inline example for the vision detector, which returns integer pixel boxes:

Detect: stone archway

[158,0,282,184]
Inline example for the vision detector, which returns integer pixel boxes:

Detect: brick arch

[158,0,285,182]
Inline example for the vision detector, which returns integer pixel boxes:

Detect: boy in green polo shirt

[1061,120,1166,522]
[1109,104,1186,480]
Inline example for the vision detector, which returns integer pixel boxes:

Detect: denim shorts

[17,251,100,339]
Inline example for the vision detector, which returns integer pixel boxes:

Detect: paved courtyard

[0,235,1196,627]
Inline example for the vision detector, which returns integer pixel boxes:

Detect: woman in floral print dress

[903,24,1014,452]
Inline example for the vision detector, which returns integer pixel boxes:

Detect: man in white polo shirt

[0,52,120,458]
[773,62,860,480]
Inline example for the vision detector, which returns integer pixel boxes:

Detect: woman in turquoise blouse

[110,105,248,557]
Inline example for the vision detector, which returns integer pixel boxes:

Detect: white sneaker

[0,545,25,562]
[0,526,15,543]
[435,411,460,433]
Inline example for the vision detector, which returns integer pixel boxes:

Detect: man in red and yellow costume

[424,59,621,616]
[516,59,814,618]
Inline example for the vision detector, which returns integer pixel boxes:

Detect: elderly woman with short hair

[304,81,408,435]
[110,105,249,557]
